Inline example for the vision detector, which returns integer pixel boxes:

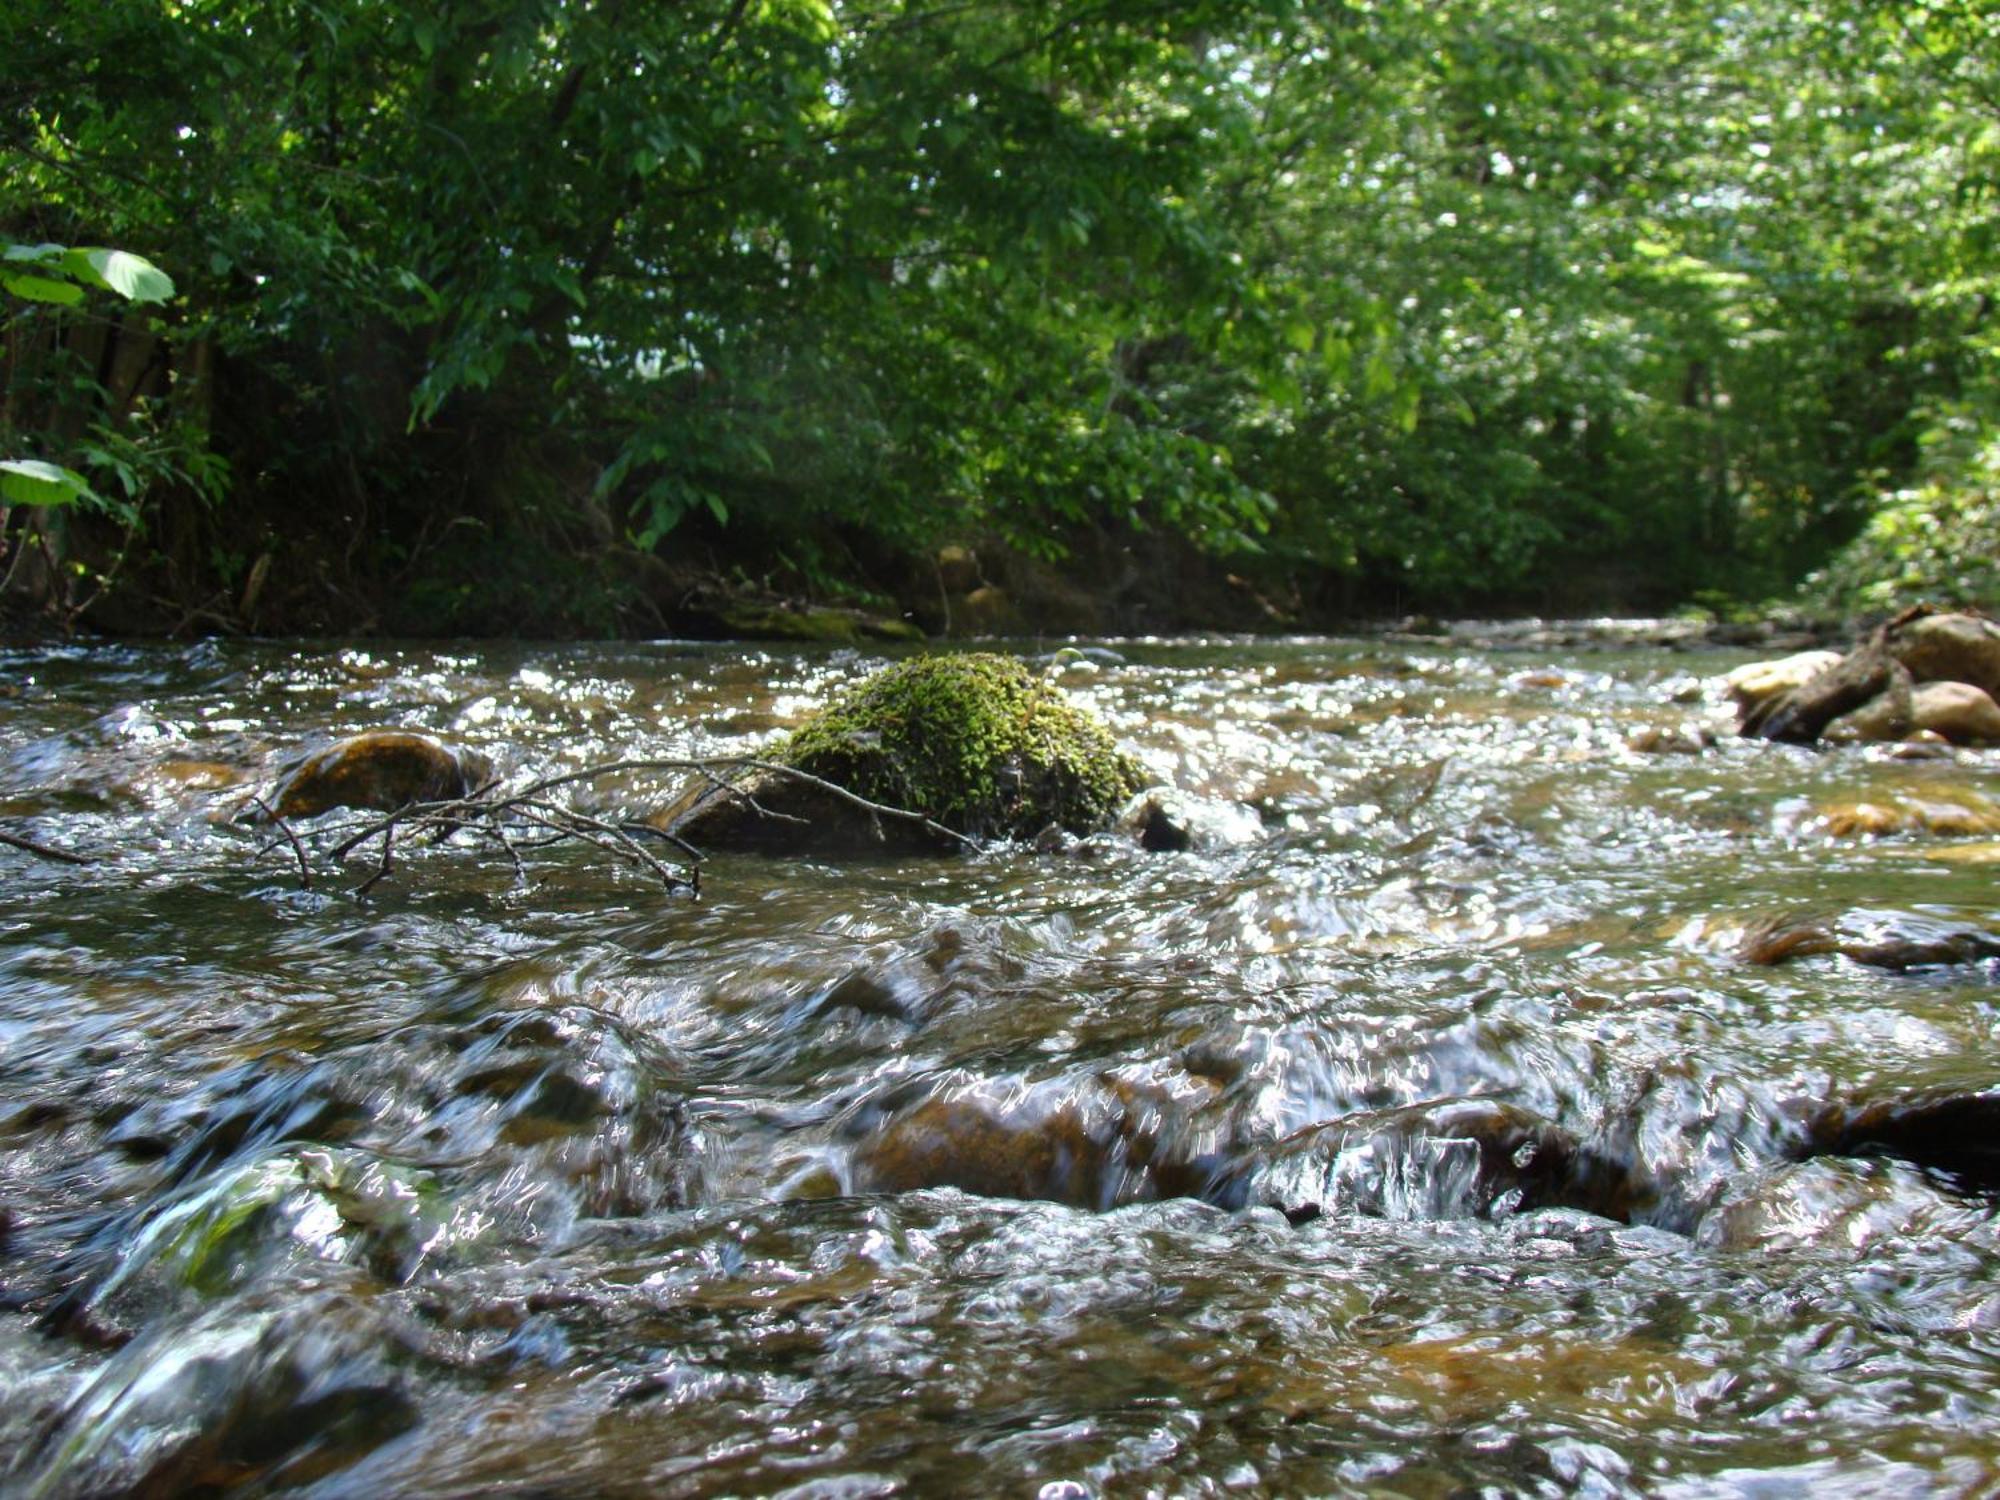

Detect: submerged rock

[1116,787,1264,853]
[270,731,492,820]
[846,1073,1226,1210]
[1695,1157,1959,1252]
[15,1294,417,1497]
[1808,794,2000,839]
[652,654,1145,856]
[1795,1090,2000,1192]
[1237,1098,1643,1224]
[1737,908,2000,970]
[1626,723,1715,755]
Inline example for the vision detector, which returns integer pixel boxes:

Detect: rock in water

[1907,679,2000,744]
[1890,611,2000,701]
[1236,1098,1644,1223]
[1739,608,2000,744]
[1737,907,2000,969]
[1724,650,1844,717]
[652,654,1145,856]
[271,731,492,819]
[1795,1091,2000,1192]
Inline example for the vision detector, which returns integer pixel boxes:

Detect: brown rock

[1626,724,1715,755]
[853,1095,1116,1207]
[1796,1089,2000,1191]
[1910,680,2000,745]
[849,1071,1227,1209]
[1738,908,2000,969]
[272,732,492,819]
[1739,637,1900,743]
[1723,650,1843,714]
[1890,611,2000,700]
[1823,691,1910,743]
[1810,794,2000,838]
[1242,1098,1642,1223]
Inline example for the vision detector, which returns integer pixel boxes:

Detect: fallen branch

[250,795,311,890]
[0,826,95,866]
[257,755,973,898]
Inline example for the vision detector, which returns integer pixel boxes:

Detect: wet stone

[1891,610,2000,701]
[1737,908,2000,970]
[812,969,920,1023]
[1806,792,2000,839]
[846,1072,1228,1211]
[1237,1098,1645,1224]
[270,730,492,820]
[13,1294,418,1497]
[1796,1090,2000,1192]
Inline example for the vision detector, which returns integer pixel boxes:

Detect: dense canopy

[2,0,1995,631]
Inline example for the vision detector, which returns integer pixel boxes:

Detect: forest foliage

[2,0,1995,632]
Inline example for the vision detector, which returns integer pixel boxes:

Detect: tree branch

[262,754,976,898]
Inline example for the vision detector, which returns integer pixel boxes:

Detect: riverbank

[1,505,1867,647]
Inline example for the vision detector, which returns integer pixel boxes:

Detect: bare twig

[515,798,689,892]
[694,763,810,827]
[620,821,704,863]
[355,822,396,897]
[251,795,311,890]
[259,754,977,898]
[0,827,94,865]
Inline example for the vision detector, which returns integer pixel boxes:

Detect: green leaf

[550,266,588,310]
[3,242,65,265]
[1362,350,1399,403]
[68,248,176,304]
[0,459,98,508]
[1,271,85,306]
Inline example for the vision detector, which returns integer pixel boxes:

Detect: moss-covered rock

[714,602,925,644]
[652,653,1145,855]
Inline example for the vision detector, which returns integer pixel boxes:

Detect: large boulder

[270,731,492,820]
[1827,679,2000,746]
[652,654,1145,855]
[1890,611,2000,700]
[1735,608,2000,744]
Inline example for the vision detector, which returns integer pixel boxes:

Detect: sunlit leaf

[68,247,176,304]
[0,459,98,508]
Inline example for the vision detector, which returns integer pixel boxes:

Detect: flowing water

[0,629,1997,1497]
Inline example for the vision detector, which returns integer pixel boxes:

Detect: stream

[0,628,1996,1497]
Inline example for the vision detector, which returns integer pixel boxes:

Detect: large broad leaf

[0,459,97,508]
[0,270,85,307]
[64,247,176,304]
[2,242,66,265]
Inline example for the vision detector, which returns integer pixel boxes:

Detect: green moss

[779,653,1144,839]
